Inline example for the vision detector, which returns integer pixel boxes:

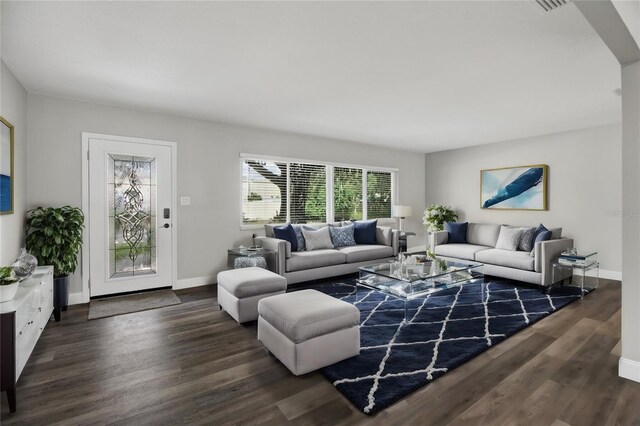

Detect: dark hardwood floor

[1,277,638,425]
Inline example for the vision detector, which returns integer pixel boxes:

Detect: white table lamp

[392,205,412,232]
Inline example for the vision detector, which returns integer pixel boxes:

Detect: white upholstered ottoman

[257,289,360,375]
[217,267,287,323]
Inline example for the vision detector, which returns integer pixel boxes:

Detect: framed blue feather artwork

[0,116,14,215]
[481,165,548,210]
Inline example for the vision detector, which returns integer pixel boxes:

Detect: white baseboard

[619,357,640,383]
[578,268,621,281]
[174,275,216,290]
[68,292,85,306]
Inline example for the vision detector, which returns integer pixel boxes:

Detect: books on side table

[558,251,597,267]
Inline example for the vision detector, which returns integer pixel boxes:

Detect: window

[241,156,396,227]
[289,163,327,224]
[242,160,287,225]
[333,167,363,221]
[367,171,392,219]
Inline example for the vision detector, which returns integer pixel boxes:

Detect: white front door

[87,135,175,297]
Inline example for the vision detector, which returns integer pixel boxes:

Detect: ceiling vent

[534,0,572,12]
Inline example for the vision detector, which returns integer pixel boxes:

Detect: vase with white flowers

[423,204,458,251]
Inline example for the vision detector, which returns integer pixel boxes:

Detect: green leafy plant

[26,206,85,278]
[422,204,458,231]
[0,266,19,286]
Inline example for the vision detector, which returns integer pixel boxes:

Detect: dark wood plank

[0,280,637,426]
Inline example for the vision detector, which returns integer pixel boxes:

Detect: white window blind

[240,155,397,227]
[366,171,392,219]
[333,167,363,221]
[242,159,287,225]
[289,163,327,223]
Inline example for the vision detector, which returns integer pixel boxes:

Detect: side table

[398,232,416,253]
[227,248,277,272]
[552,251,599,298]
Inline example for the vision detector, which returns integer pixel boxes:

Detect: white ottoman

[217,267,287,324]
[257,289,360,375]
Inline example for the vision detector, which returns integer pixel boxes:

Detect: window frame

[239,153,398,230]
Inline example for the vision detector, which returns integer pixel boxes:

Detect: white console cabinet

[0,266,54,413]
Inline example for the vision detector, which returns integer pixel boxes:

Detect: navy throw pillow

[273,223,298,252]
[353,219,378,245]
[534,223,549,240]
[445,221,468,243]
[534,230,552,244]
[530,230,552,257]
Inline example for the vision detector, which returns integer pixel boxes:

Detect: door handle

[159,223,170,229]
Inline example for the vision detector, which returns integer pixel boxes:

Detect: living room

[0,0,639,424]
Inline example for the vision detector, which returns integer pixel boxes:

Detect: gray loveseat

[255,222,399,285]
[430,223,573,286]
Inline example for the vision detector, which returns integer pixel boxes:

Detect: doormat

[88,289,181,320]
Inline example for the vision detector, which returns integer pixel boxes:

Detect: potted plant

[423,204,458,251]
[422,204,458,231]
[0,266,20,303]
[26,206,84,316]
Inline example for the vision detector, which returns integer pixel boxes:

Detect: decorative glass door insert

[108,155,157,278]
[88,135,174,297]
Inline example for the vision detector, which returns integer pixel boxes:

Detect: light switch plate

[180,196,191,206]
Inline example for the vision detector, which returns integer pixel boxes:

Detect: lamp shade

[392,205,412,218]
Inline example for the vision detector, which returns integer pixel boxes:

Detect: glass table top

[360,259,484,283]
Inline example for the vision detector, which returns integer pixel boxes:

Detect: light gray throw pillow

[301,226,334,251]
[495,226,523,251]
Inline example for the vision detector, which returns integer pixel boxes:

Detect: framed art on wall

[481,164,548,210]
[1,116,14,214]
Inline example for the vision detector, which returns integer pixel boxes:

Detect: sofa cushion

[466,223,501,247]
[445,221,468,243]
[257,289,359,343]
[273,223,298,252]
[518,227,536,251]
[475,248,535,271]
[376,226,393,246]
[329,224,357,248]
[353,220,378,244]
[292,225,306,251]
[336,245,394,263]
[286,249,346,272]
[434,243,491,261]
[495,226,523,251]
[549,227,562,240]
[302,226,334,251]
[217,267,287,298]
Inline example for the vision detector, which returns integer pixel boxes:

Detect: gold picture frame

[480,164,548,211]
[1,116,14,215]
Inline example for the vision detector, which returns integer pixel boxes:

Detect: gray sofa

[255,222,399,285]
[430,223,573,286]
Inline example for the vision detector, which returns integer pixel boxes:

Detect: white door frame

[81,132,178,302]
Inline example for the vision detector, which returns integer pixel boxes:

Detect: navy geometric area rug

[294,276,590,415]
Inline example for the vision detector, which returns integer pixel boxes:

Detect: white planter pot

[0,282,20,303]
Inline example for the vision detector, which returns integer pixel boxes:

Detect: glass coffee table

[357,258,485,320]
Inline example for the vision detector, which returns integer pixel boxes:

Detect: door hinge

[87,150,90,160]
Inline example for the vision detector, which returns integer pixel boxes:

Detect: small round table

[227,248,277,272]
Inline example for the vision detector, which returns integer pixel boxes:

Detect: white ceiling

[1,1,621,153]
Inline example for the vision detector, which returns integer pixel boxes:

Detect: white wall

[425,124,622,276]
[26,94,426,297]
[0,61,28,265]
